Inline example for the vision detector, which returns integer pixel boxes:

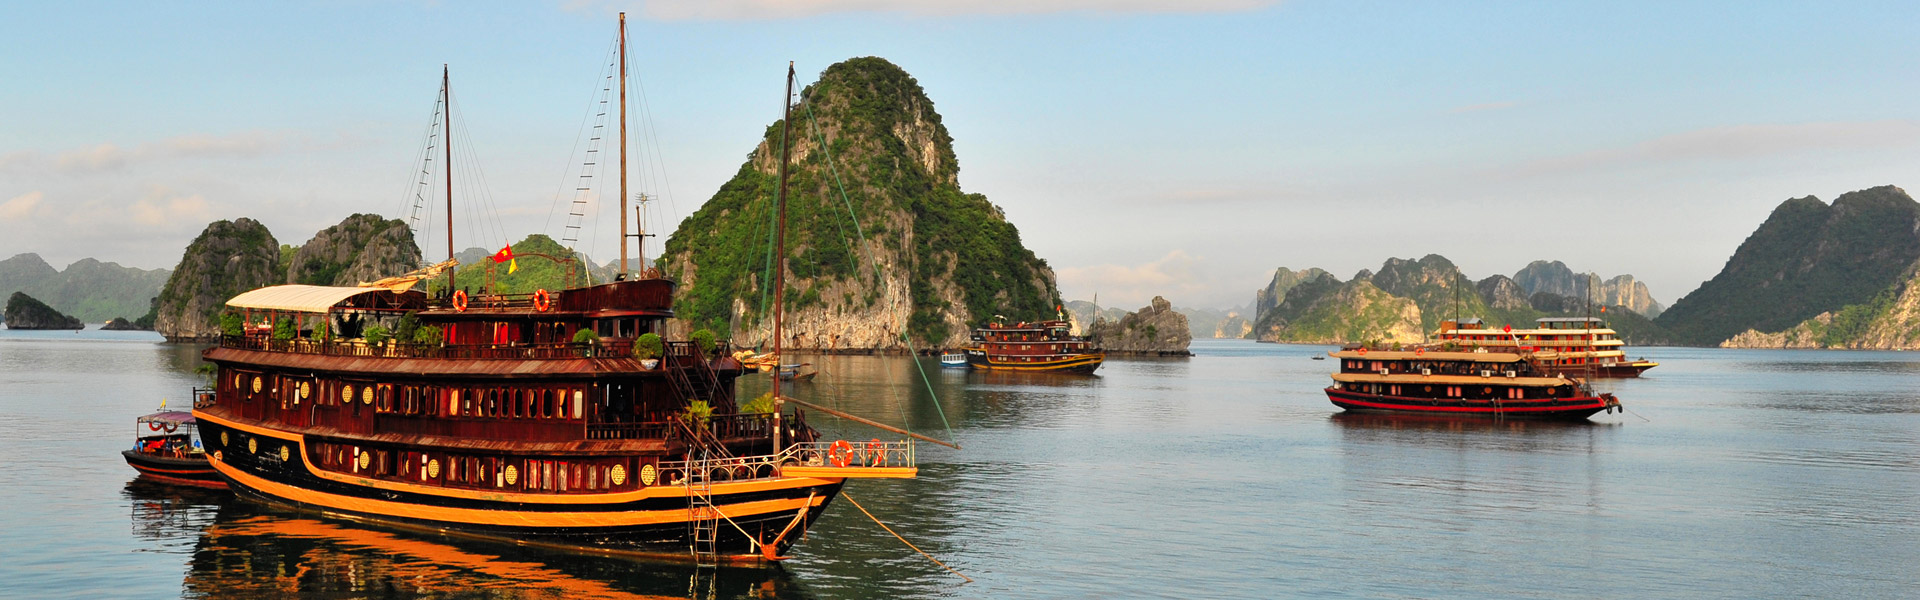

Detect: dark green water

[3,331,1917,599]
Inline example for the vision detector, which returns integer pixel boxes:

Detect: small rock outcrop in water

[155,218,281,342]
[1085,296,1192,356]
[286,214,422,285]
[5,291,83,329]
[0,252,171,323]
[100,317,145,330]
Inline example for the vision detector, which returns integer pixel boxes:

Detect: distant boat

[960,319,1103,374]
[939,352,969,368]
[1310,355,1325,360]
[773,363,816,381]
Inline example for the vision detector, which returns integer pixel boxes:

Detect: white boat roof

[226,285,390,314]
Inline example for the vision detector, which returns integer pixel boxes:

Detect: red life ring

[148,421,163,432]
[828,440,853,468]
[452,290,469,312]
[533,289,552,312]
[1357,347,1367,356]
[866,439,886,467]
[1415,347,1425,356]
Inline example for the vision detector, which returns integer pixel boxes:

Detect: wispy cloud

[127,186,214,227]
[1449,101,1517,114]
[0,191,45,220]
[1511,120,1920,177]
[579,0,1278,20]
[7,131,289,173]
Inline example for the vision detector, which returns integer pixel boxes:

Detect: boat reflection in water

[126,481,812,600]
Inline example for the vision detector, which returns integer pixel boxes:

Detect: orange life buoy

[1415,347,1425,356]
[828,440,853,468]
[452,290,469,312]
[148,421,164,432]
[1357,347,1367,356]
[867,438,886,467]
[533,289,552,312]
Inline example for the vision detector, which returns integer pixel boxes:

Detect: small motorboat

[122,396,225,489]
[940,352,969,368]
[773,363,817,382]
[1310,355,1326,360]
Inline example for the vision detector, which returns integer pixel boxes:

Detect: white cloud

[128,186,213,227]
[589,0,1277,20]
[0,191,45,219]
[7,131,289,174]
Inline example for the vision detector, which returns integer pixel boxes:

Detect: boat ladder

[688,457,720,564]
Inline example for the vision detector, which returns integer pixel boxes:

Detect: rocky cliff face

[155,218,281,341]
[1721,259,1920,350]
[5,292,83,329]
[1476,275,1530,310]
[1215,313,1251,338]
[1513,260,1664,318]
[1252,267,1329,321]
[1659,186,1920,345]
[1086,296,1193,355]
[0,253,171,322]
[1252,270,1424,344]
[287,214,421,286]
[661,57,1060,350]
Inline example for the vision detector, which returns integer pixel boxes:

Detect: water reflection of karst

[181,503,810,600]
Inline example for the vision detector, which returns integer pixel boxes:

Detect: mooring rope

[842,492,971,583]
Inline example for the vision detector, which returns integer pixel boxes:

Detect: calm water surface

[2,331,1916,599]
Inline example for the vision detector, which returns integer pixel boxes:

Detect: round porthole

[251,377,262,394]
[639,464,656,486]
[357,451,371,470]
[342,385,354,404]
[248,438,258,454]
[427,459,441,479]
[279,445,290,462]
[610,464,627,486]
[220,432,229,447]
[504,465,519,486]
[362,386,374,405]
[299,381,311,399]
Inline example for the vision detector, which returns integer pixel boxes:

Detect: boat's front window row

[308,440,642,493]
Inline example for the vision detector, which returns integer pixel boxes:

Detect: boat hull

[196,417,844,564]
[964,350,1103,373]
[122,450,228,489]
[1325,387,1614,420]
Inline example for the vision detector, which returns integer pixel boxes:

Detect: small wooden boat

[961,319,1103,373]
[773,363,816,381]
[123,396,226,489]
[1310,355,1325,360]
[939,352,969,368]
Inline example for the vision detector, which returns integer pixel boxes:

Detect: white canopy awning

[225,285,390,314]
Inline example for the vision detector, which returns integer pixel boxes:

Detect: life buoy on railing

[164,422,177,434]
[867,439,886,467]
[1357,347,1367,356]
[148,421,164,432]
[452,290,469,312]
[533,289,552,312]
[828,440,853,468]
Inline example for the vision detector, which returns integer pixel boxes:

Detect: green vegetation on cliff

[155,218,281,341]
[441,234,595,295]
[5,291,83,329]
[661,57,1059,345]
[1657,186,1920,345]
[0,253,171,323]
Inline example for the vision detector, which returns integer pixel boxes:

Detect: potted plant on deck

[633,332,664,369]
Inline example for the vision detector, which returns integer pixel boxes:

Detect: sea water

[1,331,1916,599]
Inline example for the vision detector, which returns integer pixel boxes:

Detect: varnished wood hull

[123,450,228,489]
[196,415,843,565]
[963,350,1103,373]
[1325,387,1615,420]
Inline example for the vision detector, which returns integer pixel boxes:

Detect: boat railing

[584,421,673,440]
[705,412,774,440]
[656,440,915,485]
[221,335,679,361]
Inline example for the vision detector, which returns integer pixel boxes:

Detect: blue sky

[5,1,1920,310]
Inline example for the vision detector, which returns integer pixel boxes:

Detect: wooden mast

[618,12,629,278]
[444,65,455,296]
[772,62,795,451]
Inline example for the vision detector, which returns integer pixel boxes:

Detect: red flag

[1601,305,1607,313]
[1503,324,1512,333]
[490,245,514,263]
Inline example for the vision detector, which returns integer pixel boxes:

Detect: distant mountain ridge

[1249,255,1668,345]
[0,253,170,323]
[1512,260,1664,318]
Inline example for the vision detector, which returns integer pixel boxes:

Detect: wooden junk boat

[190,22,919,564]
[1324,346,1622,420]
[124,396,227,489]
[961,320,1104,373]
[1435,317,1658,377]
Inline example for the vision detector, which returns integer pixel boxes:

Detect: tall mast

[772,62,795,450]
[444,65,455,295]
[618,12,630,278]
